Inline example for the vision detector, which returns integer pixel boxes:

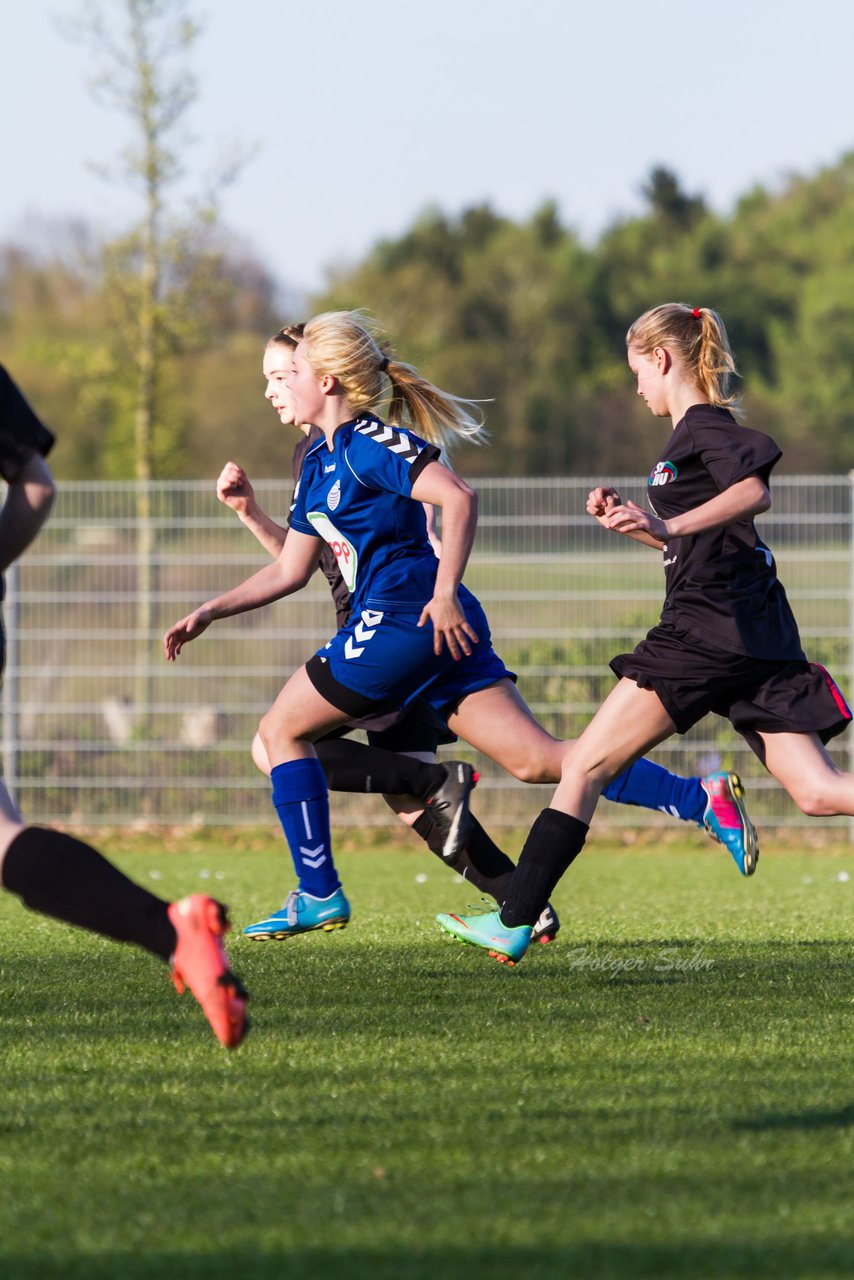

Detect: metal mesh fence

[3,476,853,835]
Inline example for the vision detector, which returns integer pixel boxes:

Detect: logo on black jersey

[649,461,678,487]
[355,418,423,464]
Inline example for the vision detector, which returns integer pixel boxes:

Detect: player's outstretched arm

[163,528,323,660]
[216,460,286,559]
[0,453,56,572]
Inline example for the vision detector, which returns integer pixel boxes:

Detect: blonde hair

[626,303,740,409]
[300,310,488,449]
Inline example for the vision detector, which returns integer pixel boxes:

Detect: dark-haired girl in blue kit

[439,302,854,966]
[164,310,755,940]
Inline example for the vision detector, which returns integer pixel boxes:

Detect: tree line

[3,157,854,480]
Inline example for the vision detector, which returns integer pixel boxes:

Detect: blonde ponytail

[301,310,488,449]
[627,303,740,409]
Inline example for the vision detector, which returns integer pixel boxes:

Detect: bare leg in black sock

[499,809,589,927]
[314,736,447,798]
[413,810,514,899]
[1,826,177,958]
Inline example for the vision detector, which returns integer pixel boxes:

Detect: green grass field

[1,831,852,1280]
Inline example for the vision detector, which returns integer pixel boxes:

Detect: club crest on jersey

[327,479,341,511]
[649,460,678,487]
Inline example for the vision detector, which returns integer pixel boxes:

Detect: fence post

[2,560,20,804]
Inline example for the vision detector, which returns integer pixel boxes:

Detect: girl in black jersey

[439,302,853,965]
[0,367,247,1047]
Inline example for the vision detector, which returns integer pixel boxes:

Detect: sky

[3,0,854,300]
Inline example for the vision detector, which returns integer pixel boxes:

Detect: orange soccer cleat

[168,895,249,1048]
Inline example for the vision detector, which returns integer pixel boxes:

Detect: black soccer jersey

[0,365,55,480]
[646,403,804,659]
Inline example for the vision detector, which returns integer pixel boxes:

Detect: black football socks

[314,737,447,799]
[413,810,515,899]
[499,808,589,928]
[1,826,177,960]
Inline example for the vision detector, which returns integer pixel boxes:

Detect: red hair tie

[692,307,701,318]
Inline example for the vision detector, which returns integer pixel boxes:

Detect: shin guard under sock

[0,827,176,959]
[270,757,340,897]
[314,738,446,799]
[603,757,706,824]
[500,808,589,928]
[413,811,515,902]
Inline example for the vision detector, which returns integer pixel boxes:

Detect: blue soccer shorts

[305,593,515,721]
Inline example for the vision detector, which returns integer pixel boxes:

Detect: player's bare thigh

[757,730,854,816]
[258,665,353,769]
[446,678,568,784]
[551,679,676,820]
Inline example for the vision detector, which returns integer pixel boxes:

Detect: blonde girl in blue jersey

[217,325,570,944]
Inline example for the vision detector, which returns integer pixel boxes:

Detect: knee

[505,757,554,785]
[258,707,309,759]
[789,785,836,817]
[257,710,283,756]
[558,747,604,791]
[251,731,271,778]
[779,767,840,816]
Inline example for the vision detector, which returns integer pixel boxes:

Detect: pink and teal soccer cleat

[436,909,532,966]
[168,895,248,1048]
[700,771,758,876]
[243,887,351,940]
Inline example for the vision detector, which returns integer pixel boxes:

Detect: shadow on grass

[3,1237,854,1280]
[734,1103,854,1131]
[1,936,851,1037]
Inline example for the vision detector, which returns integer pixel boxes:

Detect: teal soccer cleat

[701,772,759,876]
[436,909,532,966]
[243,887,351,940]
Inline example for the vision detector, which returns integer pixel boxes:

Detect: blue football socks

[270,757,341,898]
[603,757,706,824]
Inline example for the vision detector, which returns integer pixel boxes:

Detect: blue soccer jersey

[290,414,444,612]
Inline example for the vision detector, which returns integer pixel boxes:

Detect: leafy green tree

[8,152,854,482]
[642,166,707,231]
[69,0,203,481]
